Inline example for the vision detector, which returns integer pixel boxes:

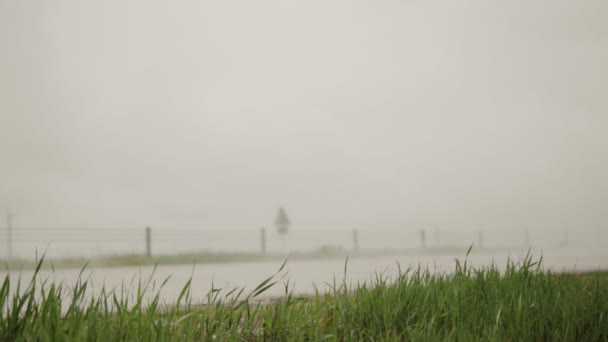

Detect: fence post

[145,226,151,257]
[420,229,426,249]
[434,225,440,244]
[561,231,568,247]
[6,212,12,259]
[353,228,359,252]
[260,227,266,256]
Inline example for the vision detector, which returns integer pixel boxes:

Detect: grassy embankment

[1,253,607,341]
[3,246,482,270]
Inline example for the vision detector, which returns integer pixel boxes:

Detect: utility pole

[6,212,13,259]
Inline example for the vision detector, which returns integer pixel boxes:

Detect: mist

[1,0,607,234]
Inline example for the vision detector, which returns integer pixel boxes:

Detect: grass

[1,253,607,341]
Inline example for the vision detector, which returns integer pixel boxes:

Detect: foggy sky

[1,0,607,231]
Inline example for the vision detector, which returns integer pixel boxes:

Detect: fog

[1,0,607,236]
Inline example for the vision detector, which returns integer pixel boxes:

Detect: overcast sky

[1,0,607,231]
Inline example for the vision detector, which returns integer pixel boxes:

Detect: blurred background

[0,1,606,268]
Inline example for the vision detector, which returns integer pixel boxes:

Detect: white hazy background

[1,1,607,240]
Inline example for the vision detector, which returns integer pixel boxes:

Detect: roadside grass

[1,254,607,341]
